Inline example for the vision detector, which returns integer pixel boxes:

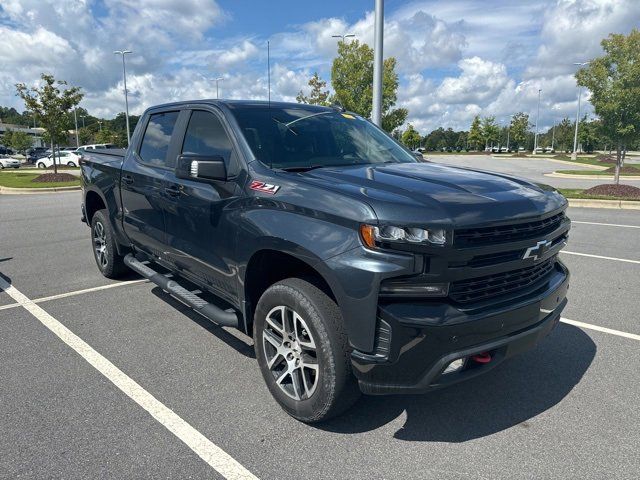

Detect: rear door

[120,110,180,256]
[161,108,243,302]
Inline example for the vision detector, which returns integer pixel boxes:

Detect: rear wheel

[254,278,360,423]
[67,161,76,167]
[91,209,128,279]
[37,162,46,169]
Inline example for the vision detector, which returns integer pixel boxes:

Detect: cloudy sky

[0,0,638,133]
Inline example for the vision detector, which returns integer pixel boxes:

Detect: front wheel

[37,162,46,169]
[90,209,128,279]
[67,161,76,167]
[254,278,360,423]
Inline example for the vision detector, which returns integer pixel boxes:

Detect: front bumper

[352,261,569,395]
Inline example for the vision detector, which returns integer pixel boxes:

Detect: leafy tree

[401,124,421,150]
[467,116,482,150]
[1,129,13,148]
[296,72,331,106]
[78,127,94,145]
[481,116,499,149]
[553,118,574,152]
[509,113,529,150]
[331,40,407,132]
[16,74,83,174]
[576,29,640,183]
[577,116,599,153]
[9,130,32,154]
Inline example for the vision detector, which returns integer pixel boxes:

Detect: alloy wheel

[93,221,108,269]
[262,305,319,401]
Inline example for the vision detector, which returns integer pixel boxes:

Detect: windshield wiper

[279,165,327,172]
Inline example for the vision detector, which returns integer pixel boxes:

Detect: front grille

[449,257,557,304]
[455,212,565,246]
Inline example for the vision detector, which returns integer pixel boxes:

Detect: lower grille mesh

[449,257,556,304]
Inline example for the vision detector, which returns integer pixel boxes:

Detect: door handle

[122,174,134,185]
[164,185,181,197]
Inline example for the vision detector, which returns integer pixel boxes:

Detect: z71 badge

[250,180,280,194]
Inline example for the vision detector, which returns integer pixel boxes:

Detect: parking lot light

[572,62,590,160]
[114,50,133,146]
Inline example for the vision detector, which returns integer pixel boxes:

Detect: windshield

[228,105,417,170]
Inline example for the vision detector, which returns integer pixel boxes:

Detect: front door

[161,109,243,303]
[120,110,180,257]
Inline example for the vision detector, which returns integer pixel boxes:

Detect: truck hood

[294,162,567,226]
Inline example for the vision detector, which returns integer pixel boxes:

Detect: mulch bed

[31,173,78,183]
[597,154,617,164]
[604,166,640,174]
[583,184,640,199]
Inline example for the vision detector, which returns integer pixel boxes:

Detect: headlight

[360,224,447,248]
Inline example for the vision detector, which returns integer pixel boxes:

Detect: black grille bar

[455,212,565,246]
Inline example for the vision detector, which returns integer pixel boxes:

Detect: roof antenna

[331,100,346,112]
[267,40,271,107]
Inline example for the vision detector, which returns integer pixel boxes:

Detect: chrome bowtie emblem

[523,239,552,261]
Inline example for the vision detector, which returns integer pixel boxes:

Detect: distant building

[0,122,47,147]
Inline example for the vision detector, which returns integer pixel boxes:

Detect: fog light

[443,358,465,374]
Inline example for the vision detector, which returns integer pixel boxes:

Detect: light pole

[215,77,223,99]
[98,121,103,132]
[533,89,541,154]
[372,0,384,127]
[572,62,589,160]
[331,33,356,42]
[81,115,86,128]
[73,108,79,147]
[506,115,514,151]
[551,124,555,151]
[114,49,133,146]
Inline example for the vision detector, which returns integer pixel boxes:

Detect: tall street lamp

[572,61,590,160]
[215,77,223,99]
[506,114,514,151]
[372,0,384,127]
[114,49,133,146]
[533,88,541,154]
[73,108,79,147]
[331,33,356,42]
[81,115,86,128]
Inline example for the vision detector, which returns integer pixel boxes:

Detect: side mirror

[413,152,424,161]
[176,154,227,182]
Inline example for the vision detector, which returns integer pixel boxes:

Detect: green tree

[577,116,599,153]
[296,72,331,106]
[481,116,499,149]
[1,129,13,148]
[16,74,83,174]
[401,124,421,149]
[331,40,407,132]
[553,118,574,152]
[576,29,640,183]
[467,115,483,150]
[509,112,529,150]
[8,130,32,154]
[78,127,94,145]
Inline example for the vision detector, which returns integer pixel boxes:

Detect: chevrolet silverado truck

[80,100,570,422]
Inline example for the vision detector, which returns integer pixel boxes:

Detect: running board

[124,254,239,328]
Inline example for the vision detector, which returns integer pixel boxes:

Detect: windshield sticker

[250,180,280,194]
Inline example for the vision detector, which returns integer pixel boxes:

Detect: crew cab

[80,100,570,422]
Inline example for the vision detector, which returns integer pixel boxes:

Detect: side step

[124,254,239,328]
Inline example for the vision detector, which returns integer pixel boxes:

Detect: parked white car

[75,143,117,153]
[35,151,82,168]
[0,156,21,169]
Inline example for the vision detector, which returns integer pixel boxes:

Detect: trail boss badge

[250,180,280,194]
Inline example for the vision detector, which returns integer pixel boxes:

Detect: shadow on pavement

[320,323,595,442]
[150,286,255,359]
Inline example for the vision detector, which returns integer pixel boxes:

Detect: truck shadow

[149,286,256,359]
[320,323,595,442]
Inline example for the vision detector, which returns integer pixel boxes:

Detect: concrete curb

[0,185,81,195]
[546,172,640,180]
[568,198,640,210]
[491,156,608,170]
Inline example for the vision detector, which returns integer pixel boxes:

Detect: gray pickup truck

[80,100,570,422]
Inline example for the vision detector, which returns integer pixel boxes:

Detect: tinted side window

[182,111,237,173]
[139,111,179,167]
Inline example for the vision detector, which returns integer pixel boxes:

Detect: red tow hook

[471,352,492,364]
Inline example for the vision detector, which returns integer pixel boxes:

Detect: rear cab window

[138,111,180,168]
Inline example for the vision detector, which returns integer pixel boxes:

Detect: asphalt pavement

[427,154,640,189]
[0,191,638,479]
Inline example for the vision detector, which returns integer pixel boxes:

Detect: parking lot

[1,191,639,479]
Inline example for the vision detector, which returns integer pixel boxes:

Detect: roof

[145,99,336,112]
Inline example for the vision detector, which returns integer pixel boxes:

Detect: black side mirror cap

[176,154,227,181]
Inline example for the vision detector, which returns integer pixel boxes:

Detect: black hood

[293,162,567,227]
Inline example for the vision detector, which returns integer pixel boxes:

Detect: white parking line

[561,317,640,342]
[0,279,148,311]
[561,251,640,264]
[0,276,258,480]
[572,221,640,229]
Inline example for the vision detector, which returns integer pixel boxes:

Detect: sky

[0,0,638,134]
